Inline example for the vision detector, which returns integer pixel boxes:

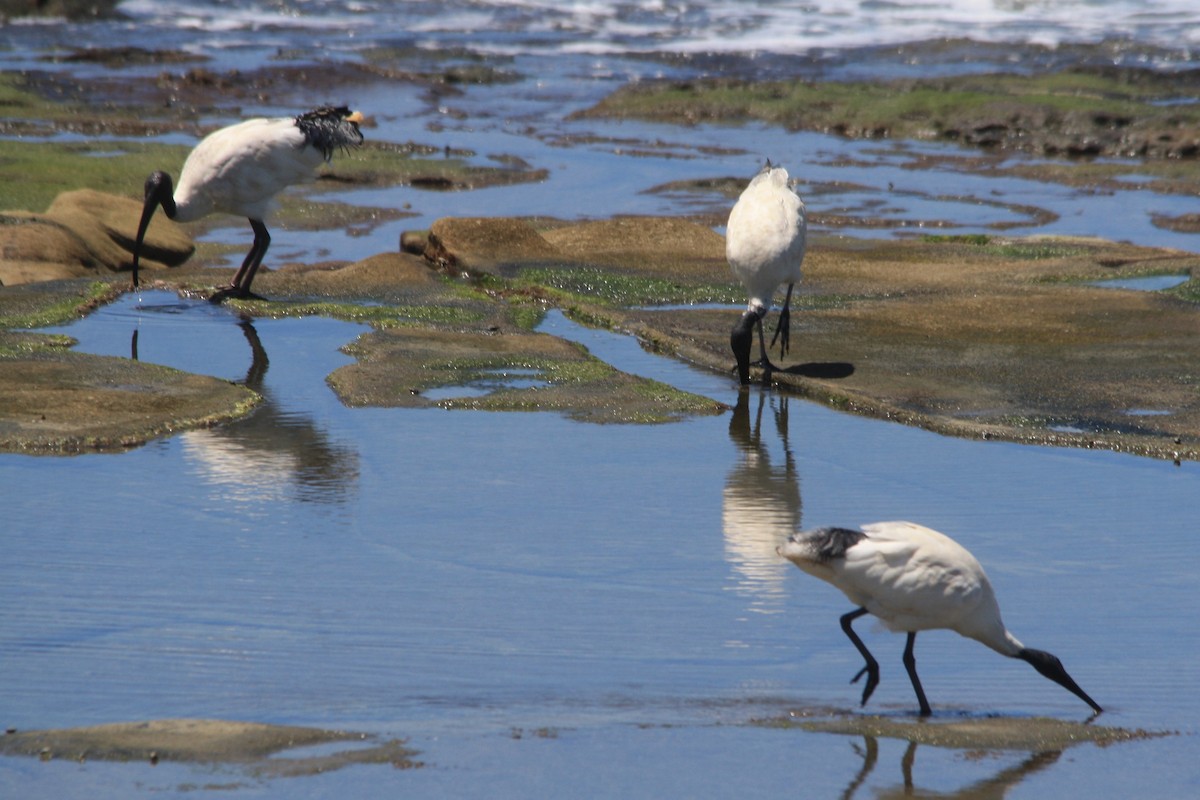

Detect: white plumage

[171,118,323,223]
[726,162,807,384]
[131,106,364,301]
[778,521,1102,716]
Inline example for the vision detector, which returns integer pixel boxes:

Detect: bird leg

[840,607,880,708]
[769,283,794,358]
[902,631,933,716]
[212,219,270,303]
[754,312,783,382]
[233,219,271,295]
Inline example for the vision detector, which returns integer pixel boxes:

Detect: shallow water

[3,291,1200,797]
[5,2,1200,797]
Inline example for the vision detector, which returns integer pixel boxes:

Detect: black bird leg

[731,307,781,385]
[841,607,880,708]
[903,631,933,716]
[769,282,794,358]
[754,312,781,382]
[212,219,270,303]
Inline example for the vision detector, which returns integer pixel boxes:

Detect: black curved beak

[1018,647,1103,714]
[132,171,175,290]
[731,310,756,386]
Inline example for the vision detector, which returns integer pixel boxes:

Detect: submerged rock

[0,718,420,774]
[0,350,259,454]
[331,324,727,424]
[757,710,1170,751]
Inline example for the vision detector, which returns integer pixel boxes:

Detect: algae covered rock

[0,352,258,453]
[330,323,727,424]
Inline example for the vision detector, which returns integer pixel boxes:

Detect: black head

[295,106,365,161]
[1017,647,1103,714]
[731,310,757,386]
[132,170,176,290]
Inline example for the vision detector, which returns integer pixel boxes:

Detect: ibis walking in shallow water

[131,106,365,301]
[777,521,1103,716]
[726,161,807,385]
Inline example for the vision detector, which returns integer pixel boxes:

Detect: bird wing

[835,522,989,632]
[726,172,807,306]
[174,118,321,221]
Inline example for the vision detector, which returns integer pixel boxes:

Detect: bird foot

[850,663,880,707]
[751,357,782,384]
[209,286,267,304]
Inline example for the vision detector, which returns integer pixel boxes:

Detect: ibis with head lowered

[726,161,807,385]
[131,106,365,301]
[777,520,1103,716]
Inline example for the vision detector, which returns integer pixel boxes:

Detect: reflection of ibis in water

[722,391,801,611]
[727,161,807,385]
[175,320,359,505]
[131,106,365,302]
[841,736,1062,800]
[778,521,1103,716]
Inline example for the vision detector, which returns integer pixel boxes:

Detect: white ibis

[131,106,365,301]
[777,521,1103,716]
[726,161,807,385]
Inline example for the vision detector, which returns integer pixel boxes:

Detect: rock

[0,718,421,774]
[47,189,194,273]
[271,252,439,295]
[0,213,101,286]
[0,0,122,20]
[0,190,193,287]
[329,323,727,423]
[424,217,559,271]
[399,229,428,255]
[0,349,260,454]
[542,216,727,275]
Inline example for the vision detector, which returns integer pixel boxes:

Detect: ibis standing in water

[726,161,807,385]
[131,106,365,301]
[777,521,1103,716]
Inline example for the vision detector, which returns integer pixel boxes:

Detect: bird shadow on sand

[782,362,855,380]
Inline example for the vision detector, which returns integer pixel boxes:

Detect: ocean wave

[113,0,1200,57]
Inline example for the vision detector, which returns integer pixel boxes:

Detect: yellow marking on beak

[346,111,365,123]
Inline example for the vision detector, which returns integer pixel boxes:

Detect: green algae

[0,280,116,329]
[0,331,74,357]
[578,67,1200,161]
[223,298,486,328]
[1168,279,1200,303]
[0,139,186,214]
[517,265,740,307]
